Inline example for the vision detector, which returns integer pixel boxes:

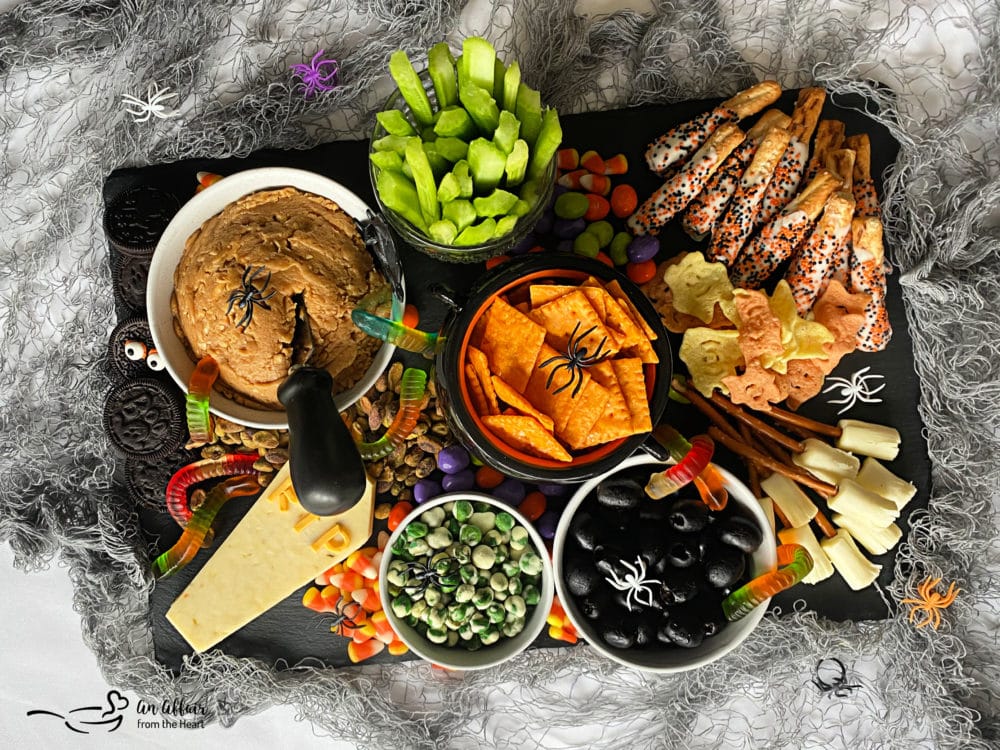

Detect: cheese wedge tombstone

[166,462,374,653]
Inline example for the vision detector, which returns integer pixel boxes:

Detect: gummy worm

[356,368,428,461]
[152,474,260,579]
[650,426,726,509]
[645,428,719,506]
[185,355,219,445]
[165,453,260,527]
[722,543,814,621]
[351,309,439,359]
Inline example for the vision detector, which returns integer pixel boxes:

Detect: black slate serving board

[104,89,931,673]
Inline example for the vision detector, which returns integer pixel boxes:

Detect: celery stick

[442,199,477,231]
[388,50,435,127]
[427,42,458,108]
[502,61,520,112]
[515,83,542,146]
[494,215,519,238]
[372,134,410,154]
[527,107,562,180]
[493,57,507,104]
[405,137,440,223]
[437,173,462,203]
[452,160,474,198]
[434,136,470,162]
[519,176,544,207]
[376,169,427,232]
[376,109,416,136]
[454,217,497,246]
[493,110,520,155]
[462,37,497,93]
[509,198,532,217]
[369,150,404,172]
[458,81,500,135]
[473,189,519,217]
[503,139,529,186]
[434,107,476,139]
[428,219,459,245]
[421,142,450,178]
[467,138,507,194]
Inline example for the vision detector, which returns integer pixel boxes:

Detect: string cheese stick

[643,81,781,175]
[706,126,792,265]
[683,109,791,239]
[628,123,745,236]
[755,87,827,228]
[730,168,841,287]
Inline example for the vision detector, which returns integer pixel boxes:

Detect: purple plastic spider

[290,50,339,98]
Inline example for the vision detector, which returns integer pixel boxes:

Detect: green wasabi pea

[483,529,505,547]
[420,506,446,528]
[452,543,472,564]
[502,617,525,638]
[504,595,526,619]
[507,576,523,596]
[426,527,453,549]
[479,627,501,646]
[472,544,497,570]
[494,511,515,533]
[406,521,429,539]
[459,563,479,585]
[454,583,476,603]
[447,630,460,647]
[489,572,508,592]
[426,627,448,644]
[423,586,443,607]
[473,586,495,609]
[502,560,521,578]
[459,524,483,546]
[486,602,506,624]
[469,612,490,634]
[407,538,431,557]
[391,593,413,618]
[459,622,475,640]
[427,606,447,629]
[522,584,540,606]
[452,499,474,521]
[518,550,543,576]
[411,599,428,621]
[469,511,496,533]
[509,525,529,549]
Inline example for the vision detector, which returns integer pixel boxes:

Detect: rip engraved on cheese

[311,523,351,553]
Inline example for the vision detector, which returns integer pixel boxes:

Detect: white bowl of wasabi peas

[378,492,554,670]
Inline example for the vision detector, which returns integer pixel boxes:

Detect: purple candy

[535,209,555,234]
[627,234,660,264]
[535,510,559,539]
[536,483,569,497]
[510,233,538,255]
[492,478,526,506]
[553,217,586,239]
[413,479,442,504]
[441,468,475,492]
[553,184,569,198]
[437,445,470,474]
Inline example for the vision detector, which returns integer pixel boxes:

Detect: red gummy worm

[165,453,260,527]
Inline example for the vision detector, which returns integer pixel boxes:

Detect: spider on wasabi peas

[401,557,461,595]
[538,322,610,398]
[226,265,276,330]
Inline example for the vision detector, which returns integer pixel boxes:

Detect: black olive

[638,499,672,523]
[636,525,670,568]
[599,616,636,649]
[563,553,602,597]
[698,603,727,637]
[569,512,600,552]
[611,585,663,613]
[703,546,747,589]
[662,608,705,648]
[634,613,659,648]
[594,549,629,579]
[667,498,709,533]
[660,568,700,605]
[715,515,764,553]
[595,477,644,512]
[666,536,701,568]
[578,588,613,620]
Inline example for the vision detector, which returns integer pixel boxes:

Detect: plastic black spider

[320,598,365,635]
[538,322,610,398]
[226,265,276,330]
[812,658,861,698]
[401,557,460,595]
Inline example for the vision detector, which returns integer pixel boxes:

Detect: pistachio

[417,436,444,454]
[201,444,227,460]
[376,480,393,495]
[264,448,289,465]
[374,503,392,520]
[388,361,404,393]
[403,450,422,467]
[368,401,383,433]
[431,422,450,436]
[375,372,388,392]
[399,488,413,503]
[252,430,280,449]
[404,473,420,488]
[257,473,273,488]
[252,457,275,473]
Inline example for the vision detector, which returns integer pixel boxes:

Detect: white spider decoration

[822,366,886,414]
[121,83,180,123]
[603,555,661,612]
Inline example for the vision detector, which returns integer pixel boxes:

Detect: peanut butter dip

[171,187,385,410]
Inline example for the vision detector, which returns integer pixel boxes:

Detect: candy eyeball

[145,348,165,371]
[123,339,147,361]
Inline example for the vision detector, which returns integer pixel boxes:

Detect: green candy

[573,231,600,258]
[610,231,632,266]
[553,191,588,220]
[587,220,614,248]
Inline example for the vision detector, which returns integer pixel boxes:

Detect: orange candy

[557,169,587,189]
[329,571,364,593]
[402,304,420,328]
[627,259,657,284]
[302,587,326,613]
[387,639,409,656]
[351,586,381,612]
[595,251,614,268]
[602,153,629,175]
[475,465,505,489]
[387,501,413,531]
[556,148,580,170]
[347,638,385,663]
[579,150,606,174]
[579,173,611,196]
[519,491,547,521]
[610,184,638,218]
[583,194,610,221]
[344,550,377,579]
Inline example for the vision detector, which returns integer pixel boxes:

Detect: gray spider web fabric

[2,0,999,747]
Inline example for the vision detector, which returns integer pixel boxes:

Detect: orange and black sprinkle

[707,163,774,266]
[755,138,809,228]
[853,178,881,218]
[644,107,737,176]
[684,139,755,239]
[850,252,891,352]
[730,210,813,288]
[785,221,853,315]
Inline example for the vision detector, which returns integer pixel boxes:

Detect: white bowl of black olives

[553,453,777,673]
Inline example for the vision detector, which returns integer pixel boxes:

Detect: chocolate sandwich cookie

[125,445,198,512]
[103,185,180,258]
[104,377,185,458]
[107,317,154,381]
[113,252,152,315]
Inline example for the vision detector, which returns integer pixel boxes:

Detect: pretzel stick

[675,378,743,442]
[730,168,841,288]
[850,216,892,351]
[784,191,857,315]
[803,119,845,183]
[706,126,792,265]
[707,426,837,498]
[708,390,805,453]
[720,80,783,119]
[760,402,842,438]
[825,148,856,192]
[629,123,745,235]
[755,87,827,227]
[845,133,880,218]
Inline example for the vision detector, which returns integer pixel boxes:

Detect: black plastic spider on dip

[226,265,276,330]
[538,322,611,398]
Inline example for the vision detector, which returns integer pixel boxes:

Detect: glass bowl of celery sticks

[369,37,560,263]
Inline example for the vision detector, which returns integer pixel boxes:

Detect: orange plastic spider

[900,576,960,630]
